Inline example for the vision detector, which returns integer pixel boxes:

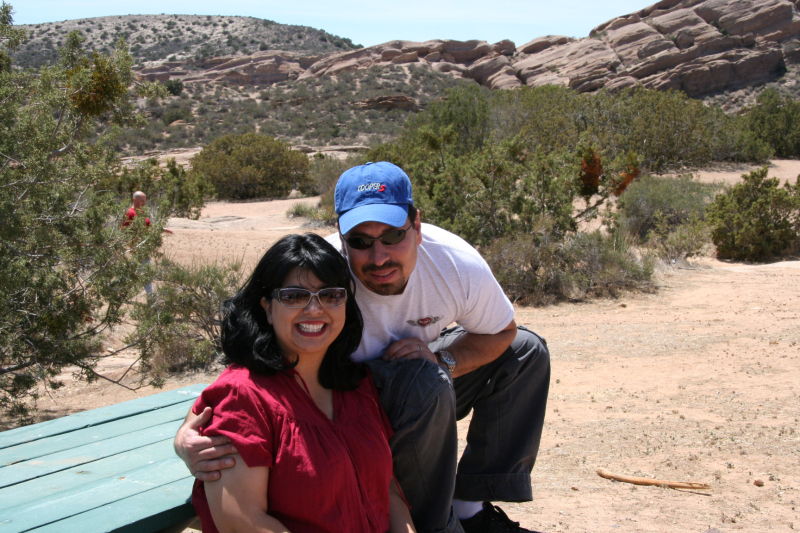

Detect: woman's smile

[296,321,327,335]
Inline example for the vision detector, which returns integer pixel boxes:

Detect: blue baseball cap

[335,162,414,235]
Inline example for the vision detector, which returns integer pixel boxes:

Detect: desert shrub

[646,214,711,263]
[706,107,773,163]
[483,218,654,306]
[286,202,319,219]
[744,89,800,158]
[128,256,244,384]
[163,79,184,96]
[616,174,720,239]
[706,167,800,261]
[190,133,310,200]
[162,106,193,125]
[456,85,767,173]
[303,154,360,196]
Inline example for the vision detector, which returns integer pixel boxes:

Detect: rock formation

[135,0,800,98]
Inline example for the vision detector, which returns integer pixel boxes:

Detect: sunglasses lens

[318,288,347,307]
[278,289,311,307]
[275,288,347,307]
[380,229,406,245]
[346,236,373,250]
[345,226,410,250]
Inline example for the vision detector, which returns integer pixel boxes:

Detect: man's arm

[383,318,517,378]
[174,406,238,481]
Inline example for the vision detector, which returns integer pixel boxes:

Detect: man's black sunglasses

[344,222,414,250]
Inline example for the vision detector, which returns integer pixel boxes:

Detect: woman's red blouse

[191,364,394,533]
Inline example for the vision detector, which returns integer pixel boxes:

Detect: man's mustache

[361,261,403,274]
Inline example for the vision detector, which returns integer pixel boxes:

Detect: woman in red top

[191,233,414,533]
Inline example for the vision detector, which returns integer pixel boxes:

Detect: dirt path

[693,158,800,186]
[5,185,799,532]
[161,196,325,269]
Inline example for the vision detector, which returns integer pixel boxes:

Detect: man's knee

[482,327,550,384]
[503,329,551,406]
[511,326,550,372]
[367,357,455,429]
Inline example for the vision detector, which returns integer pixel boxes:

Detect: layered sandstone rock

[141,0,799,99]
[297,39,499,81]
[512,0,799,96]
[517,36,571,55]
[182,52,308,85]
[467,54,522,89]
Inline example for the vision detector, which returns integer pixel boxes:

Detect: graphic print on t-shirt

[406,316,443,327]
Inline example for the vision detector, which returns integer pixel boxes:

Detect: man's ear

[261,297,273,325]
[337,225,348,257]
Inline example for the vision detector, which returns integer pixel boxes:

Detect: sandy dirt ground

[693,159,799,186]
[4,161,800,533]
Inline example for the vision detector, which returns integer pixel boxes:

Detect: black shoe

[460,502,542,533]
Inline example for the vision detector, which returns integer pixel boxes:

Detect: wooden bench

[0,384,207,533]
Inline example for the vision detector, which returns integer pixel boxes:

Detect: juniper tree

[0,2,198,420]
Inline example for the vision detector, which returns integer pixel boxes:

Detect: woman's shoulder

[349,370,381,403]
[201,364,290,407]
[206,363,257,390]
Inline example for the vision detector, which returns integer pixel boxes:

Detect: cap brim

[338,203,410,235]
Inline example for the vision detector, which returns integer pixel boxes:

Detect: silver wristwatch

[436,350,456,373]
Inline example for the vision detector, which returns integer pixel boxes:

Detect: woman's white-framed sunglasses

[270,287,348,308]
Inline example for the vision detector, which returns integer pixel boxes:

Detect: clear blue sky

[14,1,651,47]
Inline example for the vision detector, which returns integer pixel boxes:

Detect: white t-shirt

[326,224,515,362]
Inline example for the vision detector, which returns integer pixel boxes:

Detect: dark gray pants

[367,326,550,533]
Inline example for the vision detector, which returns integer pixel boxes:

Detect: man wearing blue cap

[326,161,550,533]
[175,162,550,533]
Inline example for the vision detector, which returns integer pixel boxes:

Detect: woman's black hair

[220,233,365,390]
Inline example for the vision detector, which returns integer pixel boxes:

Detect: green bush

[190,133,310,200]
[487,85,767,173]
[706,167,800,261]
[163,79,184,96]
[745,89,800,158]
[616,174,720,239]
[162,106,193,125]
[128,256,244,385]
[307,153,362,202]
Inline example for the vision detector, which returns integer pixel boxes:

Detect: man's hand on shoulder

[383,337,438,366]
[174,406,238,482]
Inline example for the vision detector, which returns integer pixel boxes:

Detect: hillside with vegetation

[12,14,360,69]
[105,64,469,154]
[12,1,800,155]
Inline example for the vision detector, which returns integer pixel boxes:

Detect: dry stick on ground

[596,468,712,490]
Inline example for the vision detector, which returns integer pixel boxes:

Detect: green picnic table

[0,384,207,533]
